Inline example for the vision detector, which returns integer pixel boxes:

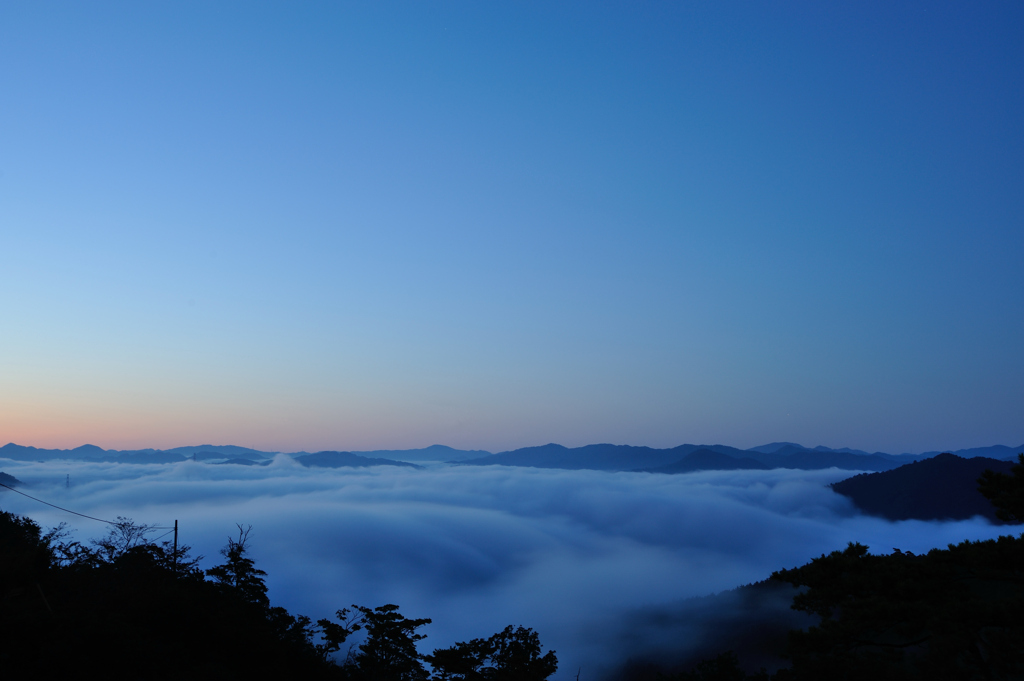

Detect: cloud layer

[0,458,1010,677]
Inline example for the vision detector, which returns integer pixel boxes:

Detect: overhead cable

[0,482,173,529]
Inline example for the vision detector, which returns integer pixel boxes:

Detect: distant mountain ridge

[748,442,888,457]
[0,443,485,465]
[0,443,270,463]
[1,441,1021,473]
[166,445,272,459]
[457,442,929,473]
[646,448,769,473]
[456,443,730,471]
[339,445,490,463]
[909,444,1024,461]
[293,451,420,469]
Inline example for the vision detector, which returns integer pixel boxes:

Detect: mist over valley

[2,441,1017,677]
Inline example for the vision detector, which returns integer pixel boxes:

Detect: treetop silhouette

[978,453,1024,523]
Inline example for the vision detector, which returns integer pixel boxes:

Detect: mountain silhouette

[458,443,755,471]
[747,442,806,455]
[166,444,272,459]
[348,444,492,463]
[113,451,187,464]
[4,440,1022,473]
[909,444,1024,461]
[753,448,895,471]
[293,451,421,469]
[647,449,770,473]
[830,453,1016,522]
[461,443,900,473]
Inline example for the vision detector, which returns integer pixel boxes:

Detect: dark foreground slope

[0,511,556,681]
[831,453,1015,522]
[0,514,343,680]
[614,459,1024,680]
[4,501,1022,681]
[768,536,1024,681]
[608,579,812,680]
[608,535,1024,681]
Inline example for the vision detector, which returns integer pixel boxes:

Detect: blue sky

[2,2,1022,453]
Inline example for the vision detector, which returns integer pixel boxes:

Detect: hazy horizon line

[4,438,1023,458]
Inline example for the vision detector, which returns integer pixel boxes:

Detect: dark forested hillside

[609,535,1024,681]
[0,514,340,680]
[611,460,1024,681]
[830,453,1015,522]
[767,536,1024,680]
[606,579,812,680]
[0,511,556,681]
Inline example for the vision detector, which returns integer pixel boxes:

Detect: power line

[151,528,176,543]
[0,482,173,529]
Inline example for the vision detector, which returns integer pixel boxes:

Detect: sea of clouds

[0,456,1012,678]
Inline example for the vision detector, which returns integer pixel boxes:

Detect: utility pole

[173,519,178,569]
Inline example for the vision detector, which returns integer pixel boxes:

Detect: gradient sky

[2,2,1022,453]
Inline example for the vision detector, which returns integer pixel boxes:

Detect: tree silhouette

[205,523,270,607]
[315,607,362,661]
[350,603,432,681]
[0,509,567,681]
[0,510,52,598]
[425,638,492,680]
[978,453,1024,522]
[426,625,557,681]
[488,625,558,681]
[91,515,158,561]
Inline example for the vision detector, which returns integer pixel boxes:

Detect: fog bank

[0,458,1010,677]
